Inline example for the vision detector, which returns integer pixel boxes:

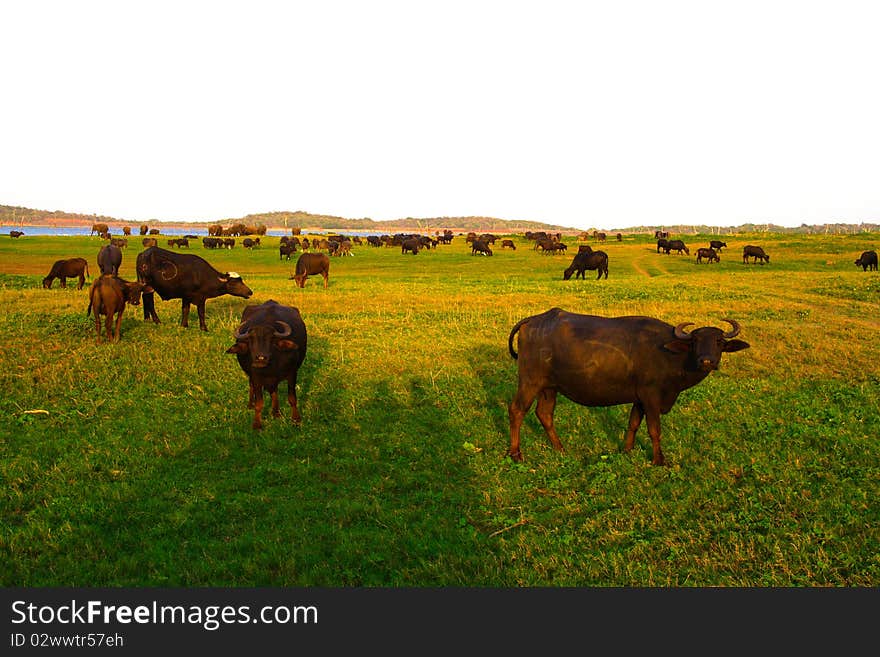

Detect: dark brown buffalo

[664,239,690,255]
[507,308,750,465]
[226,300,308,429]
[501,239,517,250]
[136,246,253,330]
[695,247,720,264]
[291,252,330,288]
[401,238,420,255]
[742,245,769,264]
[42,258,90,289]
[90,223,109,236]
[709,240,727,252]
[563,249,608,280]
[471,239,493,256]
[86,274,145,343]
[854,250,878,271]
[98,244,123,275]
[9,230,23,238]
[656,238,669,253]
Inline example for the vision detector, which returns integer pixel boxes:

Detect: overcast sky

[3,1,880,229]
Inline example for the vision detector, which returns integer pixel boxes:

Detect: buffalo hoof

[507,449,523,462]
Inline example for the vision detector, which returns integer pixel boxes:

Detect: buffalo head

[664,319,750,372]
[227,320,298,368]
[220,272,253,299]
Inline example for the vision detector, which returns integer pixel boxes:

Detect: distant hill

[2,204,878,235]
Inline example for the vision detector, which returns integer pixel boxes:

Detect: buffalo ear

[275,339,298,351]
[226,342,249,354]
[723,339,750,352]
[663,340,691,353]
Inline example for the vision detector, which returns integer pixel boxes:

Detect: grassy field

[1,230,878,586]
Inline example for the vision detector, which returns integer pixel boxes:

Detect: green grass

[1,231,879,586]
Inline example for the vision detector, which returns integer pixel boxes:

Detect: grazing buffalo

[709,240,727,252]
[86,275,145,343]
[507,308,750,465]
[9,230,23,238]
[742,245,770,264]
[656,238,669,253]
[280,242,297,260]
[42,258,90,289]
[664,239,690,255]
[563,249,608,280]
[97,243,123,275]
[401,238,421,255]
[501,239,517,250]
[291,252,330,288]
[854,250,878,271]
[226,300,308,430]
[471,239,493,256]
[90,223,109,236]
[695,247,720,264]
[136,246,253,331]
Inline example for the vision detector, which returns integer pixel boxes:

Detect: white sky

[3,1,880,230]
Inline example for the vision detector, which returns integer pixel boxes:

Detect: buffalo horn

[721,318,741,339]
[274,321,292,337]
[673,322,695,339]
[233,323,250,340]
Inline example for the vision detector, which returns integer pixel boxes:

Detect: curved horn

[674,322,695,340]
[721,318,741,339]
[274,321,292,337]
[233,323,250,340]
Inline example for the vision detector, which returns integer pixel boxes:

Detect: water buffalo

[291,252,330,288]
[656,238,669,253]
[501,239,517,250]
[664,239,690,255]
[42,258,90,289]
[742,245,769,264]
[507,308,750,465]
[226,300,308,429]
[9,230,23,238]
[86,274,145,343]
[854,250,878,271]
[136,246,253,331]
[401,238,421,255]
[97,243,123,275]
[709,240,727,252]
[90,223,109,236]
[563,249,608,280]
[471,239,493,256]
[695,247,720,264]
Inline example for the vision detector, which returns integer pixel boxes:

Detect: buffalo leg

[113,310,123,341]
[287,373,302,424]
[77,274,85,290]
[181,300,191,328]
[142,290,160,323]
[196,301,208,331]
[247,380,257,409]
[623,402,644,454]
[508,383,541,461]
[534,388,565,453]
[104,313,114,342]
[322,271,328,288]
[645,408,665,466]
[269,385,281,417]
[94,313,103,343]
[60,277,67,288]
[252,384,264,430]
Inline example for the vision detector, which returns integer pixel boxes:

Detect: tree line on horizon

[2,204,877,235]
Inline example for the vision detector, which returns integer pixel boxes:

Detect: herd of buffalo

[25,227,878,464]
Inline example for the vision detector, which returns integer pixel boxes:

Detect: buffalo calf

[86,274,145,342]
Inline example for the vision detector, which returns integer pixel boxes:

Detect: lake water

[1,225,384,237]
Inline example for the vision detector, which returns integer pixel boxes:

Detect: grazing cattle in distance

[616,233,623,241]
[226,300,308,430]
[90,223,109,236]
[42,258,90,289]
[471,239,493,256]
[501,239,517,250]
[242,237,261,249]
[122,226,131,236]
[139,224,149,235]
[854,250,878,271]
[742,245,770,264]
[695,247,720,264]
[334,240,353,257]
[664,239,690,255]
[148,228,160,235]
[401,238,421,255]
[709,240,727,252]
[596,232,606,242]
[86,274,145,343]
[280,242,297,260]
[142,238,158,248]
[291,252,330,288]
[656,238,669,253]
[136,246,253,331]
[507,308,750,465]
[654,230,669,240]
[9,230,23,238]
[98,243,123,275]
[563,249,609,280]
